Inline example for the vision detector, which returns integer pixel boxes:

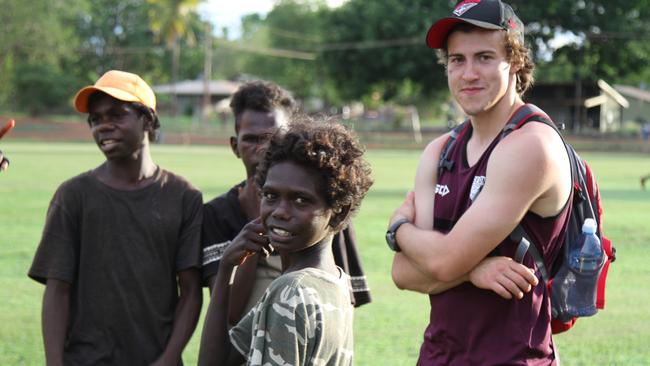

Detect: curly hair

[436,24,535,95]
[87,91,161,141]
[255,116,373,232]
[230,81,296,132]
[503,30,535,95]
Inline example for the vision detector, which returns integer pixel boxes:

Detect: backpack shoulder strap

[504,104,567,281]
[438,120,470,176]
[438,104,557,176]
[502,103,559,138]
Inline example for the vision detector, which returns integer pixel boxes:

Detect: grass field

[0,141,648,365]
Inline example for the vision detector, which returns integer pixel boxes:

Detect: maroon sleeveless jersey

[418,119,570,365]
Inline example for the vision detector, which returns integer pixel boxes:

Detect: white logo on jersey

[469,176,486,201]
[453,1,480,16]
[436,184,450,197]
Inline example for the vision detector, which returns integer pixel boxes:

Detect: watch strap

[386,217,410,252]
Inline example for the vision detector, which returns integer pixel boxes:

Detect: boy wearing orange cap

[29,70,203,365]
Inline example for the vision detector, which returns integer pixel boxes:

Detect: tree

[320,0,453,103]
[314,0,650,112]
[0,0,84,111]
[13,63,77,115]
[508,1,650,86]
[147,0,202,116]
[230,1,329,101]
[72,0,163,82]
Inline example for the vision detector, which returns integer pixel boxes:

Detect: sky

[198,0,346,38]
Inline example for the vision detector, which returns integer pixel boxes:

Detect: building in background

[153,79,241,117]
[525,80,628,133]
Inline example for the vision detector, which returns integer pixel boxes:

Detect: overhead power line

[215,39,316,60]
[70,36,425,61]
[316,37,421,51]
[255,24,321,43]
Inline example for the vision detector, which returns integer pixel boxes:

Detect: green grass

[0,142,648,365]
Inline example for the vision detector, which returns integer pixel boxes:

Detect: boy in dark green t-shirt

[29,70,203,365]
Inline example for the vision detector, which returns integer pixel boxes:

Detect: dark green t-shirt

[29,168,202,365]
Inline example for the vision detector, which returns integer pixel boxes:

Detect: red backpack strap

[585,162,615,309]
[551,318,577,334]
[598,236,613,309]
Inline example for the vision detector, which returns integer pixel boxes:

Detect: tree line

[2,0,649,116]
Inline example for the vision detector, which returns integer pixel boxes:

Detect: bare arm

[206,274,217,294]
[392,134,460,294]
[43,279,70,366]
[198,259,240,366]
[198,218,270,366]
[392,252,468,293]
[394,127,559,282]
[392,136,471,294]
[150,269,202,366]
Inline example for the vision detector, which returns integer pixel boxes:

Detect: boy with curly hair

[201,81,371,327]
[198,117,373,365]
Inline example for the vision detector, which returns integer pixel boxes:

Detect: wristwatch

[386,218,410,252]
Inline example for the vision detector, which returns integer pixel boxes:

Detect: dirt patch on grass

[3,114,648,152]
[2,115,227,145]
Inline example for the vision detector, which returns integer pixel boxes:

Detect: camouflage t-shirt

[230,267,354,366]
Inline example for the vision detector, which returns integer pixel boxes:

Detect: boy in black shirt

[29,70,203,365]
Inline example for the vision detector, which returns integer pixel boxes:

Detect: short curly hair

[255,116,373,232]
[230,81,295,133]
[437,24,535,95]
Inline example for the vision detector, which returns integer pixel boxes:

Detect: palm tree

[148,0,201,116]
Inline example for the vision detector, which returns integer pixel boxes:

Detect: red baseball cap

[426,0,524,49]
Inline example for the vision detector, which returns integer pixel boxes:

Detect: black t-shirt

[29,168,202,365]
[201,182,371,307]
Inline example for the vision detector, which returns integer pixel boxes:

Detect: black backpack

[438,104,616,333]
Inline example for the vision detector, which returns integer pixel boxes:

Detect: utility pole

[573,46,584,132]
[202,22,213,126]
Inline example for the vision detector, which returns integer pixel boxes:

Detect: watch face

[386,218,408,252]
[385,231,397,251]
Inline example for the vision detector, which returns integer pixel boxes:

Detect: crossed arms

[391,124,567,298]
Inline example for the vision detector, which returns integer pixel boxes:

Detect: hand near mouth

[221,218,274,267]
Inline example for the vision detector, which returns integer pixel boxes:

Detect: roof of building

[597,80,629,108]
[153,79,241,96]
[614,84,650,103]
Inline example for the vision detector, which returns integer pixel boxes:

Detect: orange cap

[74,70,156,112]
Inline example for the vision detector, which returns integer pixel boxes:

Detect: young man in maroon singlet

[387,1,572,364]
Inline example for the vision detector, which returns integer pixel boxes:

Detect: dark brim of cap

[426,17,503,49]
[73,86,141,113]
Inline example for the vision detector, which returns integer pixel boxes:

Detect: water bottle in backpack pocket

[550,218,605,321]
